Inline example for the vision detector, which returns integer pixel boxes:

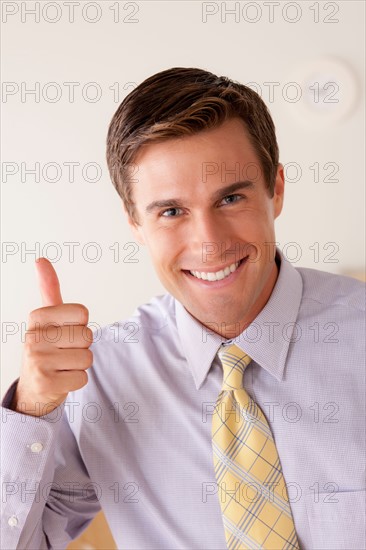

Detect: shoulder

[76,293,177,398]
[295,266,365,313]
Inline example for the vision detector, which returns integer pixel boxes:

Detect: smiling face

[126,117,285,338]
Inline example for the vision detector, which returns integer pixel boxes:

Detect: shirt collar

[175,247,303,389]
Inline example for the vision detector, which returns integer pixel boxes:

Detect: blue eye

[161,207,182,217]
[221,194,243,205]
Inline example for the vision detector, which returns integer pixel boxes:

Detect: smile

[187,256,248,282]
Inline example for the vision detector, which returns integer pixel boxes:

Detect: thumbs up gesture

[12,258,93,416]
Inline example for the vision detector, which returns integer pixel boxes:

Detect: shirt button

[8,516,18,527]
[30,442,43,453]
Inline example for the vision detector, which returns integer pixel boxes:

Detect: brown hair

[106,67,279,225]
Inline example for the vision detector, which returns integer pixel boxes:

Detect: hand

[12,258,93,416]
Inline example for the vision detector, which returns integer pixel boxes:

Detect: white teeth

[189,261,240,281]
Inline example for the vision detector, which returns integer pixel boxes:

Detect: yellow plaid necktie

[212,343,300,550]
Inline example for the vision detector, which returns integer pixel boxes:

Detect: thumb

[35,257,63,307]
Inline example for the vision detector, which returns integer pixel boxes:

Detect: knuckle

[74,370,88,390]
[80,371,88,387]
[84,348,93,367]
[84,327,94,344]
[76,303,89,324]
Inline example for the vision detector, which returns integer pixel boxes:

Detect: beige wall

[1,2,365,542]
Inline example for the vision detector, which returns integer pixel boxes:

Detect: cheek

[233,220,272,251]
[145,232,179,272]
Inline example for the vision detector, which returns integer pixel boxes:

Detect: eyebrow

[145,180,255,214]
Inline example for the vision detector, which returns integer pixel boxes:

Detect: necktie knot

[218,343,252,390]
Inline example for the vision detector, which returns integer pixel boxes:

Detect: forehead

[132,118,260,189]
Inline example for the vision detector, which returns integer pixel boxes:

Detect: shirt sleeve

[1,380,101,549]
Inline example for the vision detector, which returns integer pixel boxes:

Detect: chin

[190,302,241,326]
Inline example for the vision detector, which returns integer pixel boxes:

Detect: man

[1,67,365,550]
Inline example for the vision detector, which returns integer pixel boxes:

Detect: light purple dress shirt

[1,248,365,549]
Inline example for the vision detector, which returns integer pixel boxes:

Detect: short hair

[106,67,279,225]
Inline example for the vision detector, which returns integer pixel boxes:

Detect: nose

[190,212,235,266]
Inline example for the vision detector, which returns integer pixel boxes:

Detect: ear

[121,201,146,245]
[273,163,285,219]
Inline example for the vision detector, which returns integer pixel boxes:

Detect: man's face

[127,117,284,337]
